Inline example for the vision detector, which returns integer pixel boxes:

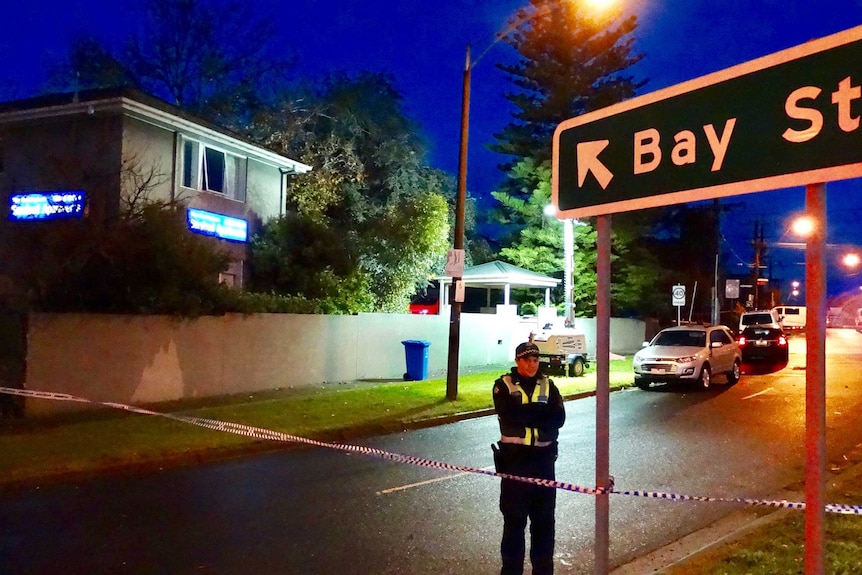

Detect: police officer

[492,341,565,575]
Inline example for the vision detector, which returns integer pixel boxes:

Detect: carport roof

[437,260,560,289]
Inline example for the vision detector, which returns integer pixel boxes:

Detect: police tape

[2,386,861,515]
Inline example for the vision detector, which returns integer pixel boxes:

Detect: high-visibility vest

[498,374,554,447]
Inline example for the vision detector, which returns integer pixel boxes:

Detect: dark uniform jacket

[493,368,565,478]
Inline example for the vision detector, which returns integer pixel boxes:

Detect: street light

[544,204,585,327]
[792,214,817,237]
[446,0,615,400]
[791,279,801,301]
[446,3,560,401]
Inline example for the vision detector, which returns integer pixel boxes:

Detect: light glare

[791,216,816,237]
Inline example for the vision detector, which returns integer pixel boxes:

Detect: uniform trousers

[498,444,556,575]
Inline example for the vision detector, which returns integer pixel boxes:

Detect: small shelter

[436,260,560,315]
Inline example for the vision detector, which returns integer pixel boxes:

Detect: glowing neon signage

[8,191,86,221]
[187,208,248,242]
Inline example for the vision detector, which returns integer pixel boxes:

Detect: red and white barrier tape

[2,386,861,515]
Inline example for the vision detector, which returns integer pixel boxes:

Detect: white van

[739,309,783,333]
[773,306,806,332]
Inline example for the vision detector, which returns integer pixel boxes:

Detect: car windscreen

[742,313,773,326]
[652,331,706,347]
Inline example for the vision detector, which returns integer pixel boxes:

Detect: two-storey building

[0,88,310,288]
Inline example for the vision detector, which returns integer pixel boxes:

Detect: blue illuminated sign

[8,191,86,221]
[187,208,248,242]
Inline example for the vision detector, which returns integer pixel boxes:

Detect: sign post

[672,284,686,326]
[550,24,859,575]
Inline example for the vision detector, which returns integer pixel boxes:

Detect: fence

[19,312,645,416]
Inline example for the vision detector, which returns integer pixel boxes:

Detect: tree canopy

[47,0,291,127]
[493,0,646,170]
[249,73,452,313]
[487,3,723,322]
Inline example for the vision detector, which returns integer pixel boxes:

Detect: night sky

[2,0,862,297]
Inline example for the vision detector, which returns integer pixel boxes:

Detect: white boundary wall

[24,312,644,415]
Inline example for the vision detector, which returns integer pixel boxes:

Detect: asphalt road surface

[2,329,862,574]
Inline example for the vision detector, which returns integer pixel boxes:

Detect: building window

[182,140,199,189]
[180,137,246,201]
[203,147,225,192]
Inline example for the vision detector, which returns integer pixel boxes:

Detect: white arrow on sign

[577,139,613,189]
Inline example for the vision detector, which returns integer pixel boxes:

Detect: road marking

[742,387,774,400]
[377,465,495,495]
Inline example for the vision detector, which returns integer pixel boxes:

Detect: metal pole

[446,45,471,401]
[804,183,826,575]
[564,218,574,326]
[713,253,720,325]
[594,214,611,574]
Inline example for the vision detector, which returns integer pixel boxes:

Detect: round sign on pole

[672,284,686,307]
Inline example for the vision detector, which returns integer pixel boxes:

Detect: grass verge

[660,463,862,574]
[0,359,634,486]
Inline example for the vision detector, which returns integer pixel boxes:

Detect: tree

[0,195,234,317]
[486,3,722,319]
[492,0,646,170]
[47,0,291,128]
[46,36,135,93]
[249,73,452,312]
[493,158,658,316]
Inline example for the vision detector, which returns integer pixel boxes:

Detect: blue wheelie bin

[401,340,431,381]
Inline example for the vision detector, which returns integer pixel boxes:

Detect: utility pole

[752,219,767,309]
[711,199,744,321]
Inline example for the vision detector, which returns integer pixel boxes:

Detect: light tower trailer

[531,330,590,377]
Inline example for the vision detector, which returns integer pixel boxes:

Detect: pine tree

[492,0,646,170]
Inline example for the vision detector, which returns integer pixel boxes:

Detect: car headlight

[675,356,697,363]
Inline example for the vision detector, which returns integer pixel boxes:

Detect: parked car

[772,305,805,332]
[738,309,783,334]
[408,281,440,315]
[737,325,789,364]
[633,325,742,390]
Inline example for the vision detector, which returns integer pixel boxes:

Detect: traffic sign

[552,25,862,218]
[672,284,685,307]
[725,279,740,299]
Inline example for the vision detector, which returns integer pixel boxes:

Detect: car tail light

[778,335,788,346]
[738,336,747,346]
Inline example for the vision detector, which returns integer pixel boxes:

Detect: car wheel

[727,359,741,384]
[697,364,712,390]
[635,378,650,390]
[569,357,585,377]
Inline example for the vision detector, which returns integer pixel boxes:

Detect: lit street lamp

[447,5,559,401]
[446,0,615,400]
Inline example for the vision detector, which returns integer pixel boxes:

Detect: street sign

[672,284,686,307]
[552,25,862,218]
[725,279,740,299]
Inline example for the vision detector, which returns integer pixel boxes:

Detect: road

[2,329,862,574]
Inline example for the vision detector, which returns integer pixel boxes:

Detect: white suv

[633,325,742,390]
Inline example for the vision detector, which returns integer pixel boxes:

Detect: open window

[181,137,247,201]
